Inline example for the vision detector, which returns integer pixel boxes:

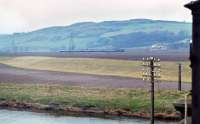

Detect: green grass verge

[0,83,189,113]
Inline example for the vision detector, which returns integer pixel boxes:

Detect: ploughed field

[0,56,191,83]
[0,55,191,119]
[0,50,189,61]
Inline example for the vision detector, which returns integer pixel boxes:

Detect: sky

[0,0,193,34]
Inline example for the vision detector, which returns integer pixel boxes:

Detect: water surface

[0,110,176,124]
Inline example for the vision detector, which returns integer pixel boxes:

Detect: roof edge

[185,0,200,10]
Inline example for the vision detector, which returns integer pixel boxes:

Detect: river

[0,109,176,124]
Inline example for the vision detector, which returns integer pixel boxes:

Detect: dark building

[185,1,200,124]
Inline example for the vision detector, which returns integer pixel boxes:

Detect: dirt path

[0,64,191,90]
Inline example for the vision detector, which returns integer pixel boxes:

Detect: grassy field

[0,83,188,113]
[0,56,191,82]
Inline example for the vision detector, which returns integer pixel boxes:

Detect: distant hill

[0,19,192,52]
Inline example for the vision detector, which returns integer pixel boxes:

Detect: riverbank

[0,100,180,121]
[0,83,188,120]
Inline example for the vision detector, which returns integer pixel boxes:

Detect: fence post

[178,63,182,91]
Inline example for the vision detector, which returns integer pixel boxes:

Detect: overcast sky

[0,0,193,34]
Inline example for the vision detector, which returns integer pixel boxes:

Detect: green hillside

[0,19,192,52]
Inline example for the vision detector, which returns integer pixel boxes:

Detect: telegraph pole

[150,58,155,124]
[69,32,75,51]
[142,57,161,124]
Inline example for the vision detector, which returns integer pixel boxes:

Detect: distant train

[59,49,125,53]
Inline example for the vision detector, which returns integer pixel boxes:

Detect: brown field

[0,54,191,119]
[0,56,191,82]
[0,50,189,61]
[0,59,191,90]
